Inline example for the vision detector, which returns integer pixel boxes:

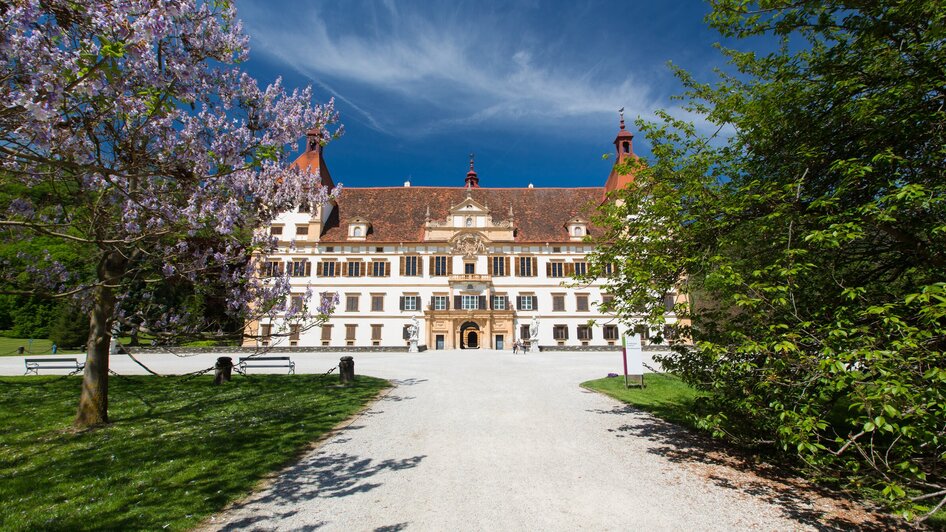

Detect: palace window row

[279,292,613,315]
[261,257,611,279]
[260,323,625,347]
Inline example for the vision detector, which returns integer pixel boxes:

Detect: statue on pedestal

[529,316,539,352]
[407,316,420,352]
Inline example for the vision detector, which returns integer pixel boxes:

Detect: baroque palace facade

[246,118,668,350]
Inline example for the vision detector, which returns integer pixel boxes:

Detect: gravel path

[186,349,883,531]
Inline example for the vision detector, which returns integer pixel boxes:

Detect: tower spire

[464,152,480,188]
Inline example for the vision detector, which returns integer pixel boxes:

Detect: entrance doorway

[459,321,480,349]
[435,334,445,350]
[495,334,504,350]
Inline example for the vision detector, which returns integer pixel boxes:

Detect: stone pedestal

[213,356,233,385]
[408,339,419,353]
[529,341,539,353]
[339,356,355,384]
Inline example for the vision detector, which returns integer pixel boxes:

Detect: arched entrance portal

[459,321,480,349]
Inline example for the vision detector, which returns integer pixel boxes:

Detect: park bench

[24,357,84,375]
[237,356,295,375]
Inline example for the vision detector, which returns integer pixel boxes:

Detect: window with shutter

[553,294,565,311]
[548,262,564,278]
[290,324,301,341]
[577,325,592,340]
[371,324,382,341]
[576,294,589,312]
[321,325,333,341]
[553,325,568,341]
[603,325,619,340]
[371,295,384,312]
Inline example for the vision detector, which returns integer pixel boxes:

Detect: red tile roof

[318,187,605,243]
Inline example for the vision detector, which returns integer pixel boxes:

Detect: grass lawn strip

[0,374,389,531]
[580,373,706,429]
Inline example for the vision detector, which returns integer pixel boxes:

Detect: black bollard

[17,346,24,355]
[213,356,234,385]
[339,356,355,384]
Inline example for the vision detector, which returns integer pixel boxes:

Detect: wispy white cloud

[238,1,662,138]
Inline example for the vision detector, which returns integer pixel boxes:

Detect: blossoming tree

[0,0,339,427]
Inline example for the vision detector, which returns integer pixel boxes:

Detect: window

[371,295,384,312]
[345,294,359,312]
[299,202,310,213]
[465,217,473,227]
[295,225,308,237]
[321,324,333,345]
[548,262,564,278]
[601,294,614,309]
[325,246,335,252]
[400,295,419,311]
[603,263,614,276]
[462,295,479,310]
[370,261,390,277]
[260,324,271,344]
[492,296,506,310]
[553,325,568,341]
[573,261,587,276]
[464,262,475,274]
[433,295,448,311]
[371,324,382,344]
[346,261,362,277]
[345,324,357,345]
[352,226,362,237]
[553,246,562,253]
[290,260,310,277]
[516,257,537,277]
[490,256,508,276]
[553,294,565,312]
[318,261,339,277]
[520,324,530,341]
[574,227,582,236]
[262,261,283,277]
[664,293,677,312]
[270,226,283,236]
[290,294,304,312]
[432,256,450,276]
[401,256,420,276]
[578,325,592,341]
[604,325,619,340]
[289,324,301,342]
[576,294,589,312]
[517,295,535,311]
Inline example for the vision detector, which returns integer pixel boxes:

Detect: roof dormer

[566,216,589,241]
[348,216,371,240]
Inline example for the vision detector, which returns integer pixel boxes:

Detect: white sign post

[624,333,645,388]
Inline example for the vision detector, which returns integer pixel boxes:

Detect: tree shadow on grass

[216,452,425,530]
[595,403,902,531]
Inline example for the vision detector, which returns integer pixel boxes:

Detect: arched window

[466,217,473,227]
[353,226,362,237]
[574,227,583,236]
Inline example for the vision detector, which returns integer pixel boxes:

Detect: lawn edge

[194,377,397,531]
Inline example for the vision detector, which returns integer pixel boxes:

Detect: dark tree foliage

[587,0,946,520]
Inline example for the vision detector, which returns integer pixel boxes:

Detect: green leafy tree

[588,0,946,520]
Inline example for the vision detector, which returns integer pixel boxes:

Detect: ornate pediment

[423,193,516,242]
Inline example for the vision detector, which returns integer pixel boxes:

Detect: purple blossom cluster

[0,0,341,338]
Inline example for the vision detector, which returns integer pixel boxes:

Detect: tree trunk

[75,251,125,428]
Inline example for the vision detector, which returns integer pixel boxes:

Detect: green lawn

[0,374,389,530]
[581,373,707,428]
[0,336,83,356]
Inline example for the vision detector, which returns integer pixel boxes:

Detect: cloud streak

[238,0,663,138]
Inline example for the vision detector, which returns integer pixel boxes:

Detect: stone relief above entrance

[451,233,487,258]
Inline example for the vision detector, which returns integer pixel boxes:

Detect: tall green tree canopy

[588,0,945,519]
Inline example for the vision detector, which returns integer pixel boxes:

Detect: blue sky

[235,0,730,188]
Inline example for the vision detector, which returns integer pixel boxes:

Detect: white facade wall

[253,210,652,349]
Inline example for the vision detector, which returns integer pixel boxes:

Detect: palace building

[247,117,673,350]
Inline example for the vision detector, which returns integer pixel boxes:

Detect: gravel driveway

[186,349,886,531]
